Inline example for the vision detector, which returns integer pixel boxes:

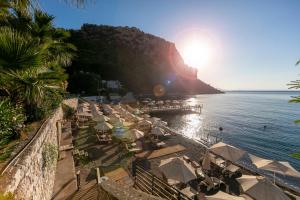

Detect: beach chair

[200,174,223,191]
[183,155,191,163]
[191,160,201,168]
[180,186,198,199]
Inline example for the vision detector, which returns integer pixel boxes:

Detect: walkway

[135,144,186,159]
[52,122,77,200]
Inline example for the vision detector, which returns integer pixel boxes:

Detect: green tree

[0,98,26,145]
[0,4,75,121]
[289,62,300,124]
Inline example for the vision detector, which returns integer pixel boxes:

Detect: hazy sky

[41,0,300,90]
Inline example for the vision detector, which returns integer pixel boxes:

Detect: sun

[181,38,213,69]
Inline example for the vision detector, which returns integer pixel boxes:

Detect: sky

[40,0,300,90]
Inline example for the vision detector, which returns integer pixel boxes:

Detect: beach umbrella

[202,152,216,170]
[122,130,135,141]
[77,112,93,117]
[250,155,300,183]
[205,191,246,200]
[134,108,142,115]
[92,115,110,122]
[142,114,151,118]
[133,116,143,122]
[78,106,90,113]
[209,142,247,163]
[151,126,165,136]
[94,122,113,132]
[113,117,133,127]
[78,117,88,122]
[138,120,152,126]
[172,100,180,104]
[132,129,144,140]
[236,175,289,200]
[156,100,164,105]
[159,157,197,183]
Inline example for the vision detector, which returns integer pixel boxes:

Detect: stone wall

[0,98,78,200]
[62,98,78,110]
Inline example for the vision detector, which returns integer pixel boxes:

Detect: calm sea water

[153,91,300,172]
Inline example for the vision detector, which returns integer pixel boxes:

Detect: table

[226,164,240,173]
[196,168,205,178]
[215,158,226,168]
[180,186,198,199]
[167,178,180,186]
[183,155,191,163]
[191,161,201,168]
[156,141,166,148]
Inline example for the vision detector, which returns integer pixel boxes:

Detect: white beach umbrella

[138,120,152,126]
[202,152,216,170]
[159,157,197,183]
[205,191,246,200]
[78,106,90,113]
[237,175,289,200]
[209,142,247,163]
[92,115,110,122]
[94,122,113,132]
[151,126,165,136]
[134,108,141,115]
[132,129,144,140]
[250,154,300,183]
[77,112,93,117]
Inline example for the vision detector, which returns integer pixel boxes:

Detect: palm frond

[0,26,43,70]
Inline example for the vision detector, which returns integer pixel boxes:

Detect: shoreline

[137,127,300,197]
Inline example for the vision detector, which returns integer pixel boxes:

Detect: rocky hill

[67,24,222,95]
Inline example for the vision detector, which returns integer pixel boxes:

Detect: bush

[62,104,75,119]
[0,192,14,200]
[42,143,58,169]
[27,91,64,122]
[0,99,26,146]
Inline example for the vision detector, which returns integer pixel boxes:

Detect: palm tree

[0,8,76,120]
[289,62,300,124]
[0,27,42,71]
[1,68,63,119]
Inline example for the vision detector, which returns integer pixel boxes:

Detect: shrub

[42,143,58,169]
[62,104,75,119]
[0,192,14,200]
[0,99,26,146]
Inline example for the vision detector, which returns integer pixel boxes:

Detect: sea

[152,91,300,189]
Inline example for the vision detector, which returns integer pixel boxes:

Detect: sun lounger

[223,164,240,178]
[183,155,191,163]
[191,161,201,168]
[180,186,198,199]
[240,194,255,200]
[200,174,224,191]
[196,168,205,178]
[215,157,226,168]
[167,178,180,186]
[156,141,166,148]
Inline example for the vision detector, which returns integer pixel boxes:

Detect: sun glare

[176,29,217,70]
[181,39,213,68]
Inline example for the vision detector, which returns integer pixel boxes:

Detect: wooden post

[177,191,181,200]
[151,175,154,195]
[76,170,81,190]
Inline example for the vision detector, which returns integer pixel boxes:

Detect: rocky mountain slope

[67,24,222,95]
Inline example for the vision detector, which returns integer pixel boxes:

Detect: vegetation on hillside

[0,1,75,150]
[67,24,222,96]
[288,64,300,124]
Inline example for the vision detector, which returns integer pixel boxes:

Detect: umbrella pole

[273,171,276,184]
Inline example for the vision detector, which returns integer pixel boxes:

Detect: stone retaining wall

[0,98,78,200]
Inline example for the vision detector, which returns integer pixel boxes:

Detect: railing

[134,165,192,200]
[141,105,202,114]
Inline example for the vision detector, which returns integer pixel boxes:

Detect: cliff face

[67,24,222,95]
